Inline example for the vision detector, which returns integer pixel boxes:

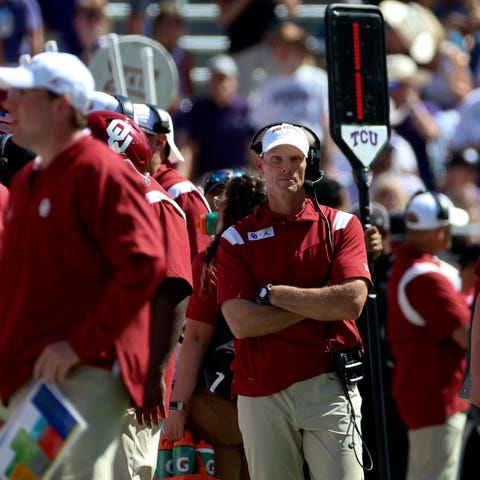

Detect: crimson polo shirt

[130,172,194,407]
[387,243,470,430]
[153,163,211,262]
[143,175,193,285]
[216,198,372,397]
[187,250,217,327]
[0,136,166,406]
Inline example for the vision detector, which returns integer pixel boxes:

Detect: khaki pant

[10,366,130,480]
[113,408,162,480]
[407,412,467,480]
[237,373,364,480]
[187,386,249,480]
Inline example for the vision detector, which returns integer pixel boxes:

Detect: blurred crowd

[4,0,480,222]
[2,0,480,479]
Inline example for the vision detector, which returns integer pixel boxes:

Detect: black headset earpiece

[407,190,449,221]
[111,94,135,120]
[431,191,449,221]
[146,104,171,134]
[250,122,324,182]
[0,133,12,171]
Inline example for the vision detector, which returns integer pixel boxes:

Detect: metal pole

[353,167,391,480]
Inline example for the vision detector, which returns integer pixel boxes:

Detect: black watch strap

[257,283,273,306]
[169,400,186,411]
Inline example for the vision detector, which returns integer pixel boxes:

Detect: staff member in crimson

[133,102,212,262]
[87,110,193,479]
[0,52,171,478]
[216,123,371,480]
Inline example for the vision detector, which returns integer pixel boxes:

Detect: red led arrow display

[352,22,364,120]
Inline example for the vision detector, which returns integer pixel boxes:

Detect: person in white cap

[215,122,371,479]
[134,102,212,262]
[387,191,471,480]
[87,109,193,480]
[89,93,212,262]
[0,51,171,479]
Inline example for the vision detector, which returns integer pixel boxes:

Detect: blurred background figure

[124,0,150,34]
[37,0,74,50]
[164,173,267,480]
[61,0,107,64]
[439,148,480,232]
[386,53,441,190]
[371,138,426,198]
[175,54,253,182]
[371,171,411,215]
[450,86,480,152]
[214,0,300,96]
[0,0,44,64]
[38,0,107,65]
[309,176,351,211]
[151,1,195,113]
[247,21,331,162]
[380,0,473,111]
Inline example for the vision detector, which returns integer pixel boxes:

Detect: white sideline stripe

[398,262,445,327]
[167,181,211,212]
[222,226,244,246]
[145,190,186,222]
[332,211,353,231]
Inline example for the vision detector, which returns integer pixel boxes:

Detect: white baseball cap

[405,191,469,231]
[90,90,122,113]
[133,103,184,163]
[261,123,309,157]
[0,52,94,115]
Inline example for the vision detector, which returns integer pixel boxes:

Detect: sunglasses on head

[203,168,246,194]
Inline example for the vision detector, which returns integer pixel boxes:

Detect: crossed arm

[221,278,369,339]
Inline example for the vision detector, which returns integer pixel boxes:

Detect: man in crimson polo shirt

[87,110,193,479]
[88,93,212,262]
[134,103,212,262]
[0,52,175,479]
[216,123,371,479]
[387,191,471,480]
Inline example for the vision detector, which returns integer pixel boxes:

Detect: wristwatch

[169,400,186,411]
[257,284,273,306]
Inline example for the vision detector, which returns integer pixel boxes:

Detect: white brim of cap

[90,91,121,113]
[0,66,35,89]
[406,205,470,230]
[264,139,308,157]
[167,133,184,163]
[450,206,470,227]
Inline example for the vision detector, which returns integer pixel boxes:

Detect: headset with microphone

[145,104,171,134]
[111,94,135,120]
[407,190,450,222]
[431,191,450,222]
[250,122,324,183]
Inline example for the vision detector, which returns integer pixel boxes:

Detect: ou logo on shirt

[106,119,133,154]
